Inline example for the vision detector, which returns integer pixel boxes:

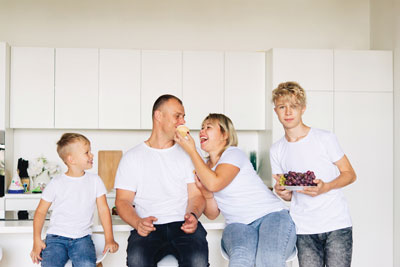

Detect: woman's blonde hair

[272,81,307,107]
[202,113,238,155]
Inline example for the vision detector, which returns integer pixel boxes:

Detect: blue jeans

[296,227,353,267]
[126,221,209,267]
[41,234,96,267]
[222,209,297,267]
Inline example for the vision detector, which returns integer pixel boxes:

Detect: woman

[175,113,296,267]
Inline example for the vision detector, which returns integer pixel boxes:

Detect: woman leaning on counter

[175,113,296,267]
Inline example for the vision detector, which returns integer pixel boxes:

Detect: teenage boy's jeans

[126,221,209,267]
[221,209,297,267]
[41,234,96,267]
[296,227,353,267]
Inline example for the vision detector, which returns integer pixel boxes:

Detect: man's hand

[181,212,198,234]
[273,174,292,201]
[135,216,158,237]
[298,179,330,197]
[30,239,46,264]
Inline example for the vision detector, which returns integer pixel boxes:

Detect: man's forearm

[186,195,206,218]
[116,200,141,229]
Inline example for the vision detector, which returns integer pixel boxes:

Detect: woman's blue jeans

[222,209,297,267]
[41,234,96,267]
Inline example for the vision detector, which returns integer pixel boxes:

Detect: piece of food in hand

[279,171,317,186]
[177,125,190,137]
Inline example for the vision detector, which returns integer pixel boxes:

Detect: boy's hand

[135,216,157,237]
[30,239,46,264]
[299,179,330,197]
[181,212,198,234]
[273,174,292,201]
[104,240,119,254]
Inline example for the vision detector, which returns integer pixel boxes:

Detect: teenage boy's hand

[104,240,119,254]
[299,179,329,197]
[181,212,198,234]
[135,216,158,237]
[30,239,46,264]
[273,174,292,201]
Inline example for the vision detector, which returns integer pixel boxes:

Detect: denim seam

[281,217,295,265]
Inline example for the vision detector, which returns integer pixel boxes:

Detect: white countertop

[0,214,226,234]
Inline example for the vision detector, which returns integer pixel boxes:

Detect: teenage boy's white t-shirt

[270,128,352,235]
[114,142,195,225]
[42,172,107,238]
[213,147,287,225]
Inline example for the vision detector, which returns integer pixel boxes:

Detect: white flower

[28,156,61,180]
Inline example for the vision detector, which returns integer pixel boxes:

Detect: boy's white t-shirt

[114,142,195,225]
[42,172,107,238]
[213,147,287,225]
[270,128,352,235]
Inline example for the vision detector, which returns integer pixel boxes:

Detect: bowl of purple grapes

[279,171,317,191]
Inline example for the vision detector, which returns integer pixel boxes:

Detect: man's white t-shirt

[114,142,195,225]
[42,172,107,238]
[270,128,352,234]
[213,147,287,225]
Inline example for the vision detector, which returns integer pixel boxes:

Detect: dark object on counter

[18,210,29,220]
[112,206,118,215]
[18,158,29,178]
[0,175,4,197]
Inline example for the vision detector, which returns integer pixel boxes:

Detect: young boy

[30,133,118,266]
[270,82,356,267]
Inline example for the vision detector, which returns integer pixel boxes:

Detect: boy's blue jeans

[126,221,209,267]
[296,227,353,267]
[41,234,96,267]
[221,209,297,267]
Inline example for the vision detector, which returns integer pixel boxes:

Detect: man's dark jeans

[127,221,209,267]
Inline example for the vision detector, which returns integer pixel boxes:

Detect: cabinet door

[334,50,393,92]
[182,51,224,129]
[335,92,393,267]
[0,42,9,131]
[141,50,182,129]
[10,47,54,128]
[99,49,141,129]
[225,52,265,130]
[55,48,99,129]
[271,48,333,91]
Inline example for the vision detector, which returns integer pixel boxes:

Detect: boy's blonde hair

[202,113,238,155]
[57,133,90,162]
[272,81,307,107]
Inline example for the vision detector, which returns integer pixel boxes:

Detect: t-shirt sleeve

[270,145,284,175]
[323,132,345,163]
[114,153,138,192]
[41,178,57,203]
[217,148,245,169]
[95,175,107,198]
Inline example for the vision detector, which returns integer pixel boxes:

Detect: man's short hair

[152,94,183,117]
[56,133,90,162]
[272,81,307,107]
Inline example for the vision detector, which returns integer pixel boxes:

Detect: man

[115,94,209,267]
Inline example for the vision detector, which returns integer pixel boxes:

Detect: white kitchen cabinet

[270,48,333,91]
[141,50,182,129]
[271,91,334,143]
[225,52,265,130]
[10,47,54,128]
[99,49,141,129]
[334,50,393,92]
[55,48,99,129]
[0,42,9,131]
[334,92,393,267]
[182,51,224,129]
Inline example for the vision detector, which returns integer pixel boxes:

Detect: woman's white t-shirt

[42,172,107,238]
[270,128,352,234]
[213,147,287,225]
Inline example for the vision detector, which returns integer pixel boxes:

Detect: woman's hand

[174,131,196,154]
[194,174,214,199]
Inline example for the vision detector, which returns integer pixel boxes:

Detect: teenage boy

[30,133,118,267]
[115,94,209,267]
[271,82,356,267]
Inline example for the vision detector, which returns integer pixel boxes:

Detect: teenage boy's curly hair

[272,81,307,107]
[56,133,90,162]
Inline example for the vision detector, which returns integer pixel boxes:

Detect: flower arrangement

[28,156,61,191]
